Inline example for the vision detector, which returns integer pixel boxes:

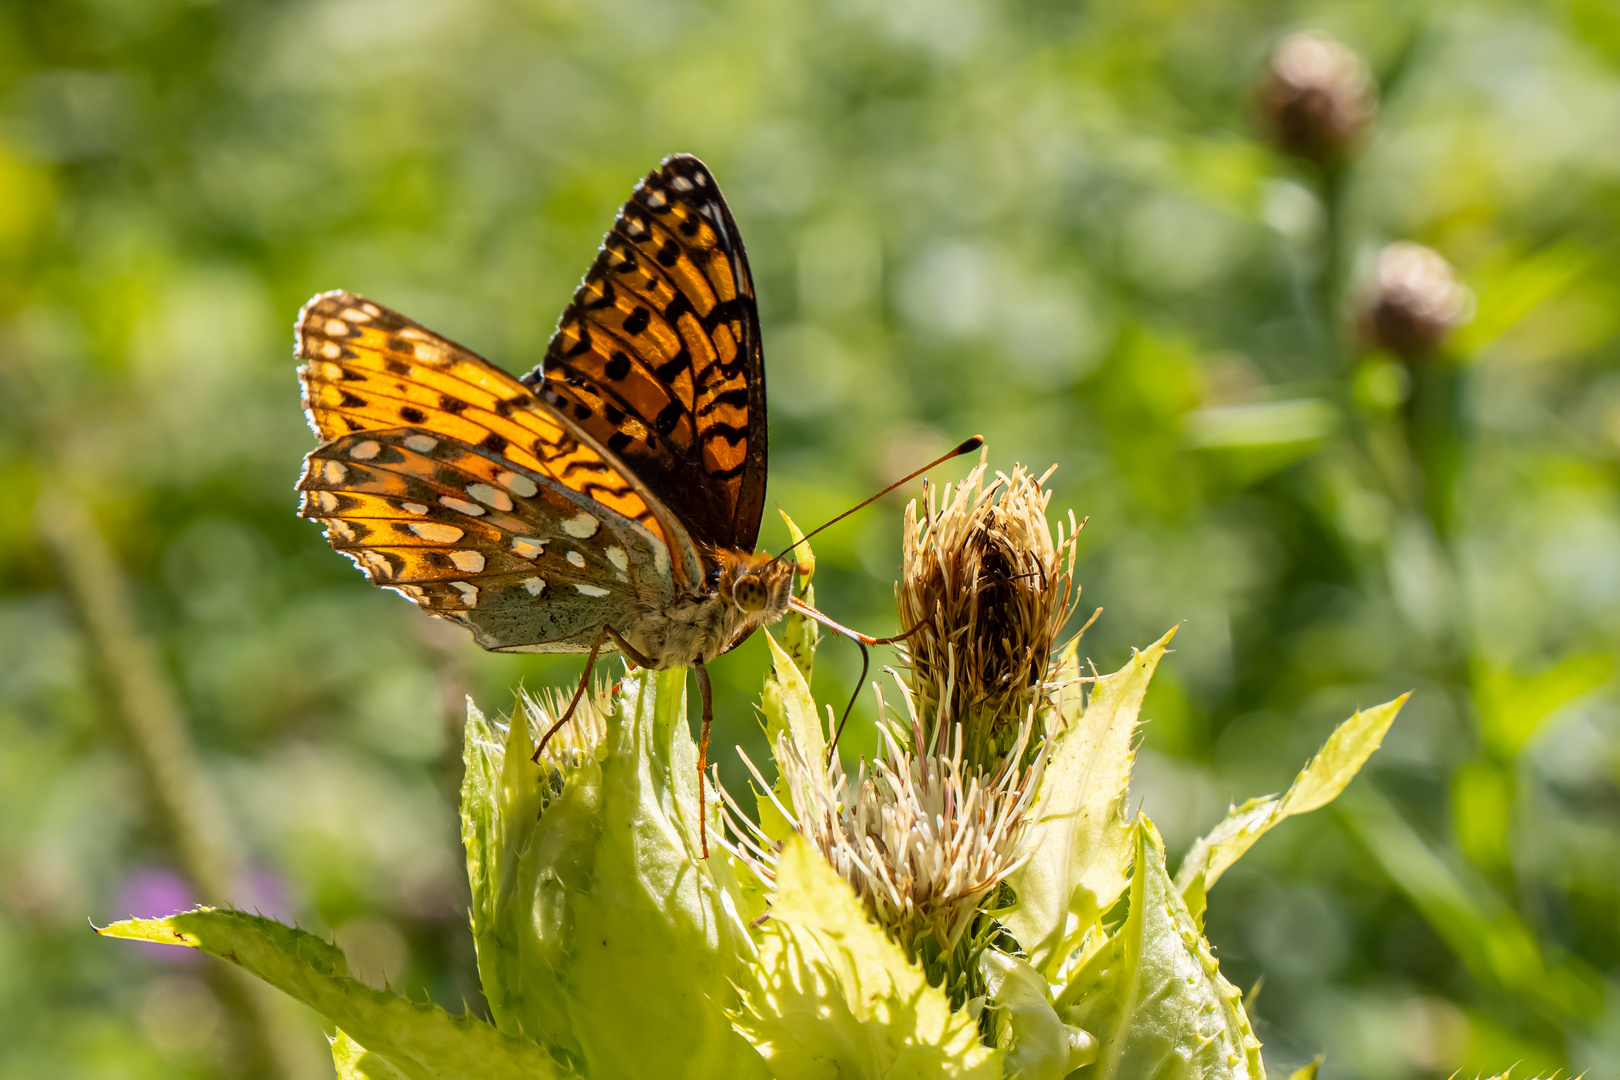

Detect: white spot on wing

[349,440,381,460]
[324,520,355,541]
[566,551,586,568]
[402,502,429,515]
[466,483,513,512]
[409,522,464,543]
[439,496,486,517]
[325,318,348,335]
[607,546,628,574]
[450,581,479,604]
[511,537,545,559]
[322,460,347,484]
[321,340,342,360]
[645,188,667,208]
[522,577,546,596]
[405,434,438,453]
[563,512,599,538]
[497,470,538,498]
[450,550,486,573]
[670,175,693,192]
[317,491,339,512]
[574,583,611,597]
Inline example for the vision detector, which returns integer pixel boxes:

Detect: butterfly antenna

[827,639,870,763]
[771,435,983,565]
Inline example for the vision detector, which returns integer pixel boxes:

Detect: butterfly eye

[732,574,767,614]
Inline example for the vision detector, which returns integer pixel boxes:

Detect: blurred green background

[4,0,1620,1076]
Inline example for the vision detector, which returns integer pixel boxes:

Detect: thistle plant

[101,454,1407,1079]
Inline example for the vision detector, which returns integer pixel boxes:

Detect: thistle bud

[1358,242,1472,358]
[896,462,1081,766]
[1257,30,1377,162]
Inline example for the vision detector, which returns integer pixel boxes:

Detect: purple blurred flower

[113,866,199,964]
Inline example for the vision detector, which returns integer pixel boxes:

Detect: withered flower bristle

[1358,241,1472,359]
[895,461,1081,764]
[1258,30,1377,162]
[721,675,1044,991]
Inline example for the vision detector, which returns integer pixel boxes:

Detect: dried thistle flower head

[1358,241,1473,359]
[1258,30,1377,162]
[723,673,1044,1004]
[896,460,1081,765]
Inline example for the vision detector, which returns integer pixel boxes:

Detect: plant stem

[37,489,308,1079]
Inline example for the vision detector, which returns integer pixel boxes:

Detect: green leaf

[1056,820,1265,1080]
[757,627,827,841]
[1005,628,1175,977]
[1286,1055,1322,1080]
[1174,695,1409,915]
[733,835,1001,1079]
[980,949,1097,1079]
[461,673,770,1079]
[332,1029,410,1080]
[99,910,562,1080]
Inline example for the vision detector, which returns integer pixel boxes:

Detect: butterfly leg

[534,628,607,761]
[693,658,714,860]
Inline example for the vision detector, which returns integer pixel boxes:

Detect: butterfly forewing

[524,153,768,551]
[296,290,706,585]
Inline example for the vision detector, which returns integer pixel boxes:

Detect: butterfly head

[716,550,797,620]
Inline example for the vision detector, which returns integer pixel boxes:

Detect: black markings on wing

[295,289,674,547]
[522,153,768,551]
[296,429,658,651]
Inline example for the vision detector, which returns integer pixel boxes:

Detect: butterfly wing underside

[525,153,768,552]
[294,291,699,651]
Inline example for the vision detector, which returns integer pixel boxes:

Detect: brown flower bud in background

[1258,30,1377,162]
[1357,242,1472,358]
[896,461,1081,766]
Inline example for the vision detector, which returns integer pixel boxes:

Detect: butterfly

[294,153,798,854]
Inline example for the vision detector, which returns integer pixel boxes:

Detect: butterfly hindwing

[524,153,768,551]
[297,428,671,652]
[296,289,706,591]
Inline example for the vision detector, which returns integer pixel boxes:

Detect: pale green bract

[732,834,1001,1078]
[98,605,1407,1079]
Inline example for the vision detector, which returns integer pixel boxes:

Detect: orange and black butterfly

[294,154,796,852]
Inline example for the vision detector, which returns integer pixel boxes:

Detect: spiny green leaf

[1005,627,1175,977]
[1174,694,1408,917]
[1056,820,1265,1080]
[331,1029,410,1080]
[100,910,563,1080]
[461,672,769,1079]
[733,835,1001,1080]
[758,627,827,842]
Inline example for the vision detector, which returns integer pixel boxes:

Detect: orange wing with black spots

[522,153,768,551]
[295,290,704,589]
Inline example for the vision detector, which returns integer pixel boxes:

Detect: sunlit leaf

[1056,820,1264,1080]
[461,675,768,1079]
[1005,628,1175,977]
[733,835,1000,1079]
[1174,694,1409,918]
[331,1029,410,1080]
[100,910,560,1080]
[980,948,1096,1079]
[1286,1055,1322,1080]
